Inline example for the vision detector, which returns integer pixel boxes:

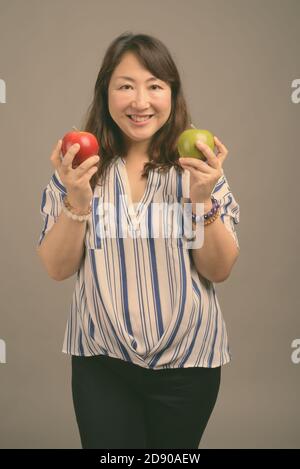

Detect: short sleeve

[37,169,67,247]
[212,172,240,249]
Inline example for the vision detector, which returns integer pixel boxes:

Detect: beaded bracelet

[62,195,92,222]
[191,196,221,226]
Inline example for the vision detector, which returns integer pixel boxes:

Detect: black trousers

[71,354,221,449]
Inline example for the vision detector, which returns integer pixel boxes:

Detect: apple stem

[72,125,80,132]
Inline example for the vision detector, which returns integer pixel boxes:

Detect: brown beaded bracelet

[62,195,92,222]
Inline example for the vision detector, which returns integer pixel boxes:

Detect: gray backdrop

[0,0,299,449]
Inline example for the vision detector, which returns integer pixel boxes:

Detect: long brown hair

[80,32,192,191]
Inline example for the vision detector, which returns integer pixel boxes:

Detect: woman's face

[108,52,172,155]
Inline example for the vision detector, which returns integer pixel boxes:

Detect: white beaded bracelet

[61,196,92,222]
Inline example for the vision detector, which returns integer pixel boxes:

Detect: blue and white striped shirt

[37,155,240,369]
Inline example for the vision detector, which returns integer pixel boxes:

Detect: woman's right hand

[50,139,100,211]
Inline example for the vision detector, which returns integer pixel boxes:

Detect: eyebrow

[115,76,159,82]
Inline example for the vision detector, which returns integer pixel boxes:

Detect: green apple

[177,128,215,160]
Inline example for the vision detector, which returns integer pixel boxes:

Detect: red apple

[61,129,99,169]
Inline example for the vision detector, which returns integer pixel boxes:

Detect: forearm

[37,209,87,281]
[190,200,239,282]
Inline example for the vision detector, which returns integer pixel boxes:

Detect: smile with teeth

[128,115,154,122]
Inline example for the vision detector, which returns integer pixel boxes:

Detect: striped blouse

[37,155,240,369]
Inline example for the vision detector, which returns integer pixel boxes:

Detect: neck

[123,153,150,167]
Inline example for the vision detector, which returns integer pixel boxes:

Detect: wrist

[65,195,92,215]
[191,198,213,215]
[190,196,220,227]
[62,195,92,222]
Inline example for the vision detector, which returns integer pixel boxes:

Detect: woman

[37,32,240,449]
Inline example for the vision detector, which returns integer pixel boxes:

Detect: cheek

[109,92,128,108]
[156,93,172,111]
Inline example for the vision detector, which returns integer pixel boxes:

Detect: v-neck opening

[116,156,160,229]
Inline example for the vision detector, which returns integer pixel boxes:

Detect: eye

[119,84,162,90]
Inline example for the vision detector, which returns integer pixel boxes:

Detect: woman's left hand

[179,136,229,205]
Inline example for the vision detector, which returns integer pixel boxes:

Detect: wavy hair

[80,32,192,191]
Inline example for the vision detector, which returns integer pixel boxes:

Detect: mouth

[126,114,154,122]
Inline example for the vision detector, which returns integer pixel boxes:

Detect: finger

[74,155,100,174]
[181,164,200,180]
[179,158,212,173]
[195,141,219,169]
[61,143,81,169]
[214,136,229,164]
[50,139,63,170]
[214,136,228,153]
[78,164,99,183]
[204,148,223,169]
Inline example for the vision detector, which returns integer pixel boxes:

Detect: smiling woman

[107,51,173,165]
[38,31,240,450]
[81,32,191,191]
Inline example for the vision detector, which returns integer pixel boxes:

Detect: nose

[131,88,151,109]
